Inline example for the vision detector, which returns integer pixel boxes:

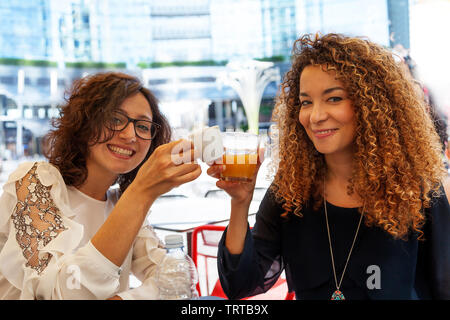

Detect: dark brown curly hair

[43,71,172,194]
[269,33,447,240]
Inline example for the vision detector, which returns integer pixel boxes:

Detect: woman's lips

[107,144,135,159]
[312,128,338,139]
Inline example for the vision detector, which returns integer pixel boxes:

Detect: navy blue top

[217,185,450,300]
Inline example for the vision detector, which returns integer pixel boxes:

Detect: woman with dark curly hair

[0,72,201,299]
[209,33,450,299]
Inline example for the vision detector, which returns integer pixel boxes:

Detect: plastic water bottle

[156,234,199,300]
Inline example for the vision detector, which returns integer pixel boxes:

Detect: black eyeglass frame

[107,111,161,140]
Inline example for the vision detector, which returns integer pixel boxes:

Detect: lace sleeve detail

[11,163,67,274]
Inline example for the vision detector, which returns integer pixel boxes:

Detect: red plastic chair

[191,225,295,300]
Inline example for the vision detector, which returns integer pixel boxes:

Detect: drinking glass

[219,132,259,182]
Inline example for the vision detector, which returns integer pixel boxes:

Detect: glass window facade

[297,0,390,47]
[0,0,403,64]
[0,1,49,59]
[0,0,419,159]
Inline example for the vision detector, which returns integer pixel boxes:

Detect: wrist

[231,197,252,209]
[123,183,156,211]
[231,197,252,210]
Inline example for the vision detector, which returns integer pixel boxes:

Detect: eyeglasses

[106,111,160,140]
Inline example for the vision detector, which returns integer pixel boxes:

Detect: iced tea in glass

[219,132,259,182]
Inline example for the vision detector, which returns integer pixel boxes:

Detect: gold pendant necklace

[324,182,365,301]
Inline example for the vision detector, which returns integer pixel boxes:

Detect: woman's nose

[118,122,137,141]
[309,103,328,124]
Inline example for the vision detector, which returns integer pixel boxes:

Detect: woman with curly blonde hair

[209,33,450,299]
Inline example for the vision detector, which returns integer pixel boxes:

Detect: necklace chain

[323,184,365,291]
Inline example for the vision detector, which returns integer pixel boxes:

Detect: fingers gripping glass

[107,111,160,140]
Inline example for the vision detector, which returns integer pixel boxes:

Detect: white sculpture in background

[217,59,280,134]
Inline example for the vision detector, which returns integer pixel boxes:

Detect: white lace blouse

[0,161,167,300]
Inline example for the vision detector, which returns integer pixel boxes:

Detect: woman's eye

[137,124,150,132]
[328,96,343,103]
[300,100,311,107]
[113,117,124,124]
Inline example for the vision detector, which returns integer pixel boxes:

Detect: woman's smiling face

[298,65,357,157]
[86,92,153,180]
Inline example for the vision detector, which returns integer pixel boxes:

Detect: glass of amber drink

[219,132,259,182]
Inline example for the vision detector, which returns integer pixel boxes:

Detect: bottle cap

[164,234,184,249]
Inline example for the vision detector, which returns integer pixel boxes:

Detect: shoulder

[260,186,283,212]
[4,161,70,210]
[33,161,65,187]
[254,185,287,227]
[423,178,450,233]
[5,161,63,187]
[13,161,67,200]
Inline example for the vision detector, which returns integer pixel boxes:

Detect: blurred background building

[0,0,447,160]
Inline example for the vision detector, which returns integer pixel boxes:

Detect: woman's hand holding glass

[206,161,262,205]
[207,149,264,255]
[132,139,201,202]
[207,132,264,205]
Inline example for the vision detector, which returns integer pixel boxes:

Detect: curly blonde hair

[269,33,447,240]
